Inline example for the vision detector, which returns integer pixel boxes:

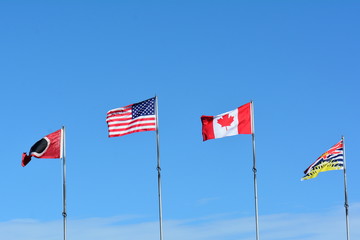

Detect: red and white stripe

[106,104,156,137]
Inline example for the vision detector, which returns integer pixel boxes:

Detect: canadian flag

[201,102,252,141]
[22,129,63,167]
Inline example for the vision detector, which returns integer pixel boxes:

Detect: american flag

[106,97,157,137]
[301,139,344,180]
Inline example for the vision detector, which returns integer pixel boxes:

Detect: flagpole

[342,136,350,240]
[155,96,164,240]
[62,126,67,240]
[250,101,260,240]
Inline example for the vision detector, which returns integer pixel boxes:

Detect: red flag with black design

[22,129,63,167]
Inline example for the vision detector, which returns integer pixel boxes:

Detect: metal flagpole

[155,96,164,240]
[61,126,67,240]
[342,136,350,240]
[250,101,260,240]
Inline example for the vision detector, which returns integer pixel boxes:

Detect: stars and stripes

[301,139,344,180]
[106,97,157,137]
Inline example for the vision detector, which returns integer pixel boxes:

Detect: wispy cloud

[1,203,359,240]
[196,197,221,205]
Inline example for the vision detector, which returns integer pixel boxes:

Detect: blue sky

[1,0,359,239]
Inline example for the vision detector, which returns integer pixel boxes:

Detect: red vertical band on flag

[201,116,215,141]
[237,102,252,134]
[40,129,62,159]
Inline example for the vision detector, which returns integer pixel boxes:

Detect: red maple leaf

[217,114,234,130]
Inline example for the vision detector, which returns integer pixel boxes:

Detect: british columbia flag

[301,139,344,181]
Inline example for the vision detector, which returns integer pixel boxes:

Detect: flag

[301,139,344,181]
[106,97,157,137]
[22,129,63,167]
[201,102,252,141]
